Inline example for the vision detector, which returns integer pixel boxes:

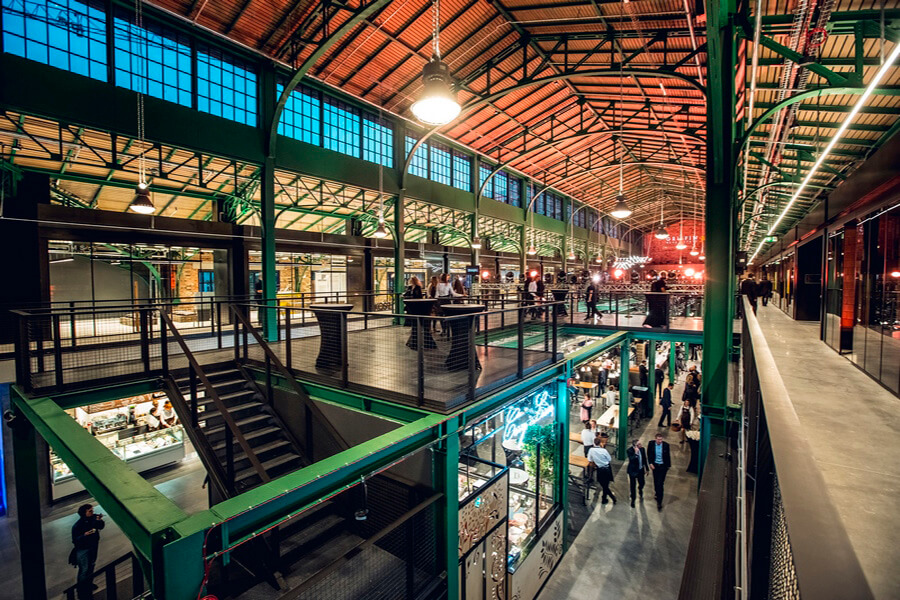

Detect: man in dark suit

[639,360,648,388]
[598,366,608,395]
[654,365,664,399]
[626,439,649,508]
[658,382,674,427]
[740,274,759,315]
[647,433,671,510]
[759,276,773,306]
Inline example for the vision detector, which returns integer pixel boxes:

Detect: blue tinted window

[323,97,360,158]
[198,270,214,292]
[508,176,521,207]
[114,10,191,106]
[405,135,428,179]
[452,150,471,192]
[3,0,107,80]
[430,141,451,186]
[196,44,256,126]
[479,164,493,198]
[278,83,320,145]
[494,171,507,204]
[362,113,392,167]
[525,181,534,210]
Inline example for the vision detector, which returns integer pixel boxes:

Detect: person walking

[71,503,105,600]
[639,360,648,388]
[588,437,617,505]
[759,276,773,307]
[658,382,674,427]
[740,274,759,315]
[626,439,649,507]
[598,365,608,396]
[647,433,671,510]
[584,279,598,320]
[684,365,701,407]
[654,365,664,399]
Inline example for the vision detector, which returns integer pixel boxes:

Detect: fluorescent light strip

[749,39,900,264]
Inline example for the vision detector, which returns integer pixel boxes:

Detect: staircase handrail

[229,304,350,453]
[158,310,270,485]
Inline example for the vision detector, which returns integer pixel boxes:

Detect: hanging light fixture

[675,200,687,249]
[373,131,388,239]
[654,197,669,239]
[689,217,699,255]
[129,2,154,215]
[526,179,537,256]
[471,236,482,249]
[130,182,154,214]
[568,249,576,261]
[411,0,460,125]
[527,244,537,256]
[610,70,631,220]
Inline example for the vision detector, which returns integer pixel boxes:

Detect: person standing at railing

[740,274,759,315]
[70,503,105,600]
[643,273,668,328]
[404,276,424,299]
[451,277,466,300]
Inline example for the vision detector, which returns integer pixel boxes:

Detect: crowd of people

[576,346,702,511]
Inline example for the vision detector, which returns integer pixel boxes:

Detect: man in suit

[647,432,671,510]
[759,276,773,306]
[639,360,648,388]
[598,365,608,395]
[626,439,649,507]
[654,365,664,399]
[658,382,674,427]
[584,280,598,320]
[740,274,759,315]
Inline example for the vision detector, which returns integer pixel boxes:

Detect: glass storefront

[48,240,229,305]
[249,250,348,301]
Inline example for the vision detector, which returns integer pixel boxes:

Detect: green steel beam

[647,339,657,420]
[703,0,737,443]
[760,9,900,24]
[10,387,189,571]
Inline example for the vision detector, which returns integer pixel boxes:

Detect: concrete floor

[540,364,699,600]
[756,306,900,599]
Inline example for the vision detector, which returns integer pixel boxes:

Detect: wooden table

[309,303,353,369]
[575,382,598,392]
[596,405,635,430]
[570,454,590,469]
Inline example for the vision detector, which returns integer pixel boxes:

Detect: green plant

[522,423,558,487]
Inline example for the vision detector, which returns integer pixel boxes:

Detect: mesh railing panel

[768,475,800,600]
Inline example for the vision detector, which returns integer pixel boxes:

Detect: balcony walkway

[756,306,900,599]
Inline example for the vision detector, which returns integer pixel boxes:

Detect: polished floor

[756,306,900,599]
[540,368,699,600]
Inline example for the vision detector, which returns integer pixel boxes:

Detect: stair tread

[201,400,262,417]
[278,513,346,556]
[202,413,272,436]
[228,438,292,460]
[210,426,281,450]
[282,531,364,586]
[235,452,303,481]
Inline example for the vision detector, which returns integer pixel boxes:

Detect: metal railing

[738,297,873,599]
[236,299,564,411]
[62,552,146,600]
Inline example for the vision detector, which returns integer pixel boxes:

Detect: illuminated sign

[502,389,554,448]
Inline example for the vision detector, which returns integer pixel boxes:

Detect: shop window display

[51,392,186,499]
[460,385,559,570]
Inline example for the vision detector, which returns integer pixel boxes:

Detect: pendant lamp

[411,0,460,125]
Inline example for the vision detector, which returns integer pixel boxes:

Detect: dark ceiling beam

[223,0,254,35]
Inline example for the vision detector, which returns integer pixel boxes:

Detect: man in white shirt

[580,424,595,457]
[587,437,617,504]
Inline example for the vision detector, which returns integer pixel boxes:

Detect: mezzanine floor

[756,305,900,599]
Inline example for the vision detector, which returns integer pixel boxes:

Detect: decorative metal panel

[459,471,508,557]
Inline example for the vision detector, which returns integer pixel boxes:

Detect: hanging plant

[522,423,558,487]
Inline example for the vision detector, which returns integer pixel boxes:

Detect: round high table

[441,304,484,371]
[404,299,438,350]
[309,303,353,369]
[551,288,569,316]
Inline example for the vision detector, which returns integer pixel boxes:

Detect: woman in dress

[643,273,669,328]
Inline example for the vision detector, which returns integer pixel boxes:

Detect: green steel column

[438,421,460,599]
[11,412,48,600]
[394,193,406,314]
[669,341,676,383]
[260,65,278,341]
[647,340,657,415]
[561,235,568,274]
[555,376,570,550]
[702,0,738,446]
[260,157,277,341]
[617,340,630,460]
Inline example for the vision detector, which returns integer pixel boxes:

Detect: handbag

[68,547,78,567]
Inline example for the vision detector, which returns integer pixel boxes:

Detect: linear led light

[749,40,900,265]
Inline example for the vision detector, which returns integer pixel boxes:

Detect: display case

[50,394,186,500]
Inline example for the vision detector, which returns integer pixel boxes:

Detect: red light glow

[693,272,703,280]
[482,271,490,279]
[614,269,624,278]
[530,270,538,277]
[684,268,695,277]
[891,271,900,278]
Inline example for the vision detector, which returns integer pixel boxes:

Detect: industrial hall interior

[0,0,898,598]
